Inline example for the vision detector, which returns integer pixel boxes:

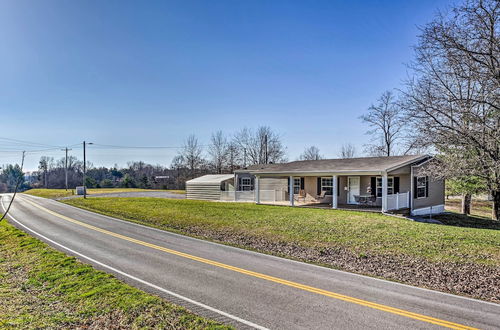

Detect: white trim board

[411,204,445,216]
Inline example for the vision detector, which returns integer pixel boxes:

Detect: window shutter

[317,177,321,195]
[370,177,376,196]
[300,177,305,190]
[251,177,255,190]
[394,177,400,193]
[425,176,429,198]
[287,177,290,192]
[413,177,417,199]
[337,177,340,196]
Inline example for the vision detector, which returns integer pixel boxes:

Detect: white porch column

[289,176,294,206]
[381,172,388,212]
[332,175,338,209]
[255,176,260,204]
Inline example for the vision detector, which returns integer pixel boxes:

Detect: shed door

[347,176,360,204]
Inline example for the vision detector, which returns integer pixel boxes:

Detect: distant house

[188,155,445,216]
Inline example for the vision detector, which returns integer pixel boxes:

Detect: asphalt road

[2,193,499,330]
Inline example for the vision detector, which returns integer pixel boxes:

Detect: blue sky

[0,0,454,170]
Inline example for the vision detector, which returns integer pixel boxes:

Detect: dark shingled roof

[239,155,428,174]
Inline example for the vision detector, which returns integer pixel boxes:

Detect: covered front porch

[253,173,410,212]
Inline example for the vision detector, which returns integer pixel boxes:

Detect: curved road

[1,194,499,329]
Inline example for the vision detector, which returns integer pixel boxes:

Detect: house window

[321,177,333,195]
[416,176,427,198]
[293,178,301,194]
[239,177,253,191]
[376,177,394,197]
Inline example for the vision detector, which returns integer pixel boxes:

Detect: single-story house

[186,174,235,200]
[190,155,445,216]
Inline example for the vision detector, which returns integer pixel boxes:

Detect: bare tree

[233,126,287,165]
[208,130,229,174]
[403,0,500,219]
[339,143,356,158]
[38,156,54,188]
[360,91,406,156]
[179,134,205,176]
[299,146,323,160]
[227,142,239,173]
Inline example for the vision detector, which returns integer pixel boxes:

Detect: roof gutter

[384,155,430,173]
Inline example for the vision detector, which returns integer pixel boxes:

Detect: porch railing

[220,190,287,202]
[220,191,254,202]
[386,192,410,211]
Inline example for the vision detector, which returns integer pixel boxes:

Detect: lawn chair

[316,190,326,202]
[295,189,306,203]
[367,195,377,206]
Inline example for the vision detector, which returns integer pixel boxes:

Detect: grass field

[445,198,493,218]
[23,189,74,199]
[0,220,228,329]
[23,188,186,199]
[63,198,500,267]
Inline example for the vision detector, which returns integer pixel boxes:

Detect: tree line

[0,124,360,193]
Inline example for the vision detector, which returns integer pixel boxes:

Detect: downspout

[410,166,414,214]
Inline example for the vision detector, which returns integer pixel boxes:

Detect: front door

[347,176,360,204]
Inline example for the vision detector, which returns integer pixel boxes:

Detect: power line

[0,137,62,148]
[90,143,207,149]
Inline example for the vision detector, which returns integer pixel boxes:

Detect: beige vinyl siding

[413,177,445,209]
[412,163,445,209]
[259,177,288,191]
[303,177,318,201]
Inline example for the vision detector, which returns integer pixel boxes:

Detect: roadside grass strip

[0,202,230,329]
[22,197,478,330]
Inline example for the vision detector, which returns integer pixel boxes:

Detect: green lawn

[445,198,493,219]
[0,220,228,329]
[23,188,185,199]
[23,189,75,199]
[62,198,500,267]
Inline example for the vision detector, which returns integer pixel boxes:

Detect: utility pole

[83,141,93,199]
[61,147,72,191]
[264,134,268,164]
[83,141,86,199]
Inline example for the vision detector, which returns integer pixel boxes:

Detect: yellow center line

[22,198,477,330]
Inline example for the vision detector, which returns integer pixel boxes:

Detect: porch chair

[316,190,327,202]
[295,189,306,203]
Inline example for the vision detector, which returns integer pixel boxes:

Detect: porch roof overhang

[254,170,384,177]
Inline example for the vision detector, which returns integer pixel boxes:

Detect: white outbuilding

[186,174,235,200]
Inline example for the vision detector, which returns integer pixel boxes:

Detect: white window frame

[293,178,301,194]
[240,177,253,191]
[376,176,394,197]
[321,177,333,195]
[416,176,427,199]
